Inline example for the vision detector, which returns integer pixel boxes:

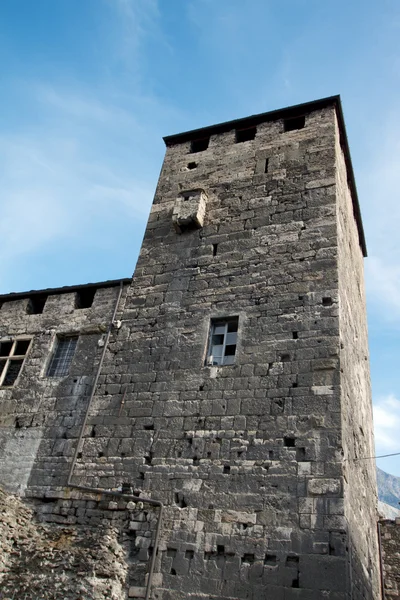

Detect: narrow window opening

[281,353,290,363]
[190,138,209,153]
[292,577,300,588]
[264,554,277,566]
[27,295,47,315]
[75,288,96,309]
[242,553,255,564]
[264,158,269,173]
[187,161,197,170]
[185,550,194,560]
[212,243,218,257]
[269,450,274,460]
[170,568,177,575]
[322,296,333,306]
[217,545,225,555]
[284,436,296,447]
[207,316,239,366]
[292,381,298,388]
[144,423,154,430]
[47,336,78,377]
[121,482,132,494]
[223,465,230,474]
[292,331,298,340]
[284,115,305,132]
[236,127,256,143]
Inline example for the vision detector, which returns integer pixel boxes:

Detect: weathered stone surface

[380,519,400,599]
[0,98,383,598]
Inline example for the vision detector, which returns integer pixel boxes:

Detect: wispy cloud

[373,394,400,453]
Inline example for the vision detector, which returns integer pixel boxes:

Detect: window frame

[46,335,79,378]
[206,317,239,367]
[0,337,32,387]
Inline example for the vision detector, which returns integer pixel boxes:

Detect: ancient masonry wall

[0,282,129,495]
[0,98,381,600]
[68,102,372,598]
[380,518,400,599]
[335,116,381,599]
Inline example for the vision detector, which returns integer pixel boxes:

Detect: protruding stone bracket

[172,188,207,233]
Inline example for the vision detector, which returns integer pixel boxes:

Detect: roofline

[163,95,367,257]
[0,278,132,302]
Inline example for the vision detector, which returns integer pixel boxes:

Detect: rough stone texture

[0,98,382,598]
[380,519,400,599]
[335,115,381,598]
[0,487,131,599]
[0,282,129,495]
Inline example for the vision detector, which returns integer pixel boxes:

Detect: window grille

[207,317,239,366]
[0,338,32,387]
[47,336,78,377]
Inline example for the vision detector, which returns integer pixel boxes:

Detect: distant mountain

[378,500,400,520]
[377,467,400,511]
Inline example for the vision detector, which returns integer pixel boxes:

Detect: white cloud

[373,394,400,452]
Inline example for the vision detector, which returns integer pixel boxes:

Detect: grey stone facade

[0,96,381,599]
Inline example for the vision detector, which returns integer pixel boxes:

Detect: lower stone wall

[0,487,160,599]
[380,518,400,599]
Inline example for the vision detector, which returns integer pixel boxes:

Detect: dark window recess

[293,331,298,340]
[284,436,295,447]
[236,127,256,143]
[47,336,78,377]
[264,554,277,566]
[3,360,23,386]
[296,447,306,461]
[0,338,31,387]
[207,317,239,366]
[242,554,255,564]
[75,288,96,309]
[0,341,13,357]
[27,295,47,315]
[322,297,333,306]
[284,115,305,132]
[264,158,269,173]
[190,138,209,153]
[212,243,218,257]
[187,161,197,170]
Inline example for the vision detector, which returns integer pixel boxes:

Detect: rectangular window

[47,336,78,377]
[207,317,239,366]
[0,338,32,387]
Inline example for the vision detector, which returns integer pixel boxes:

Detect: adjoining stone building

[0,96,382,599]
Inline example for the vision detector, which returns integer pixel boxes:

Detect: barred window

[47,336,78,377]
[207,317,239,366]
[0,338,32,387]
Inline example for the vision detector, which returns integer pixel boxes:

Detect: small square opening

[27,295,47,315]
[190,138,209,153]
[284,116,305,132]
[75,288,96,309]
[187,161,197,170]
[236,127,256,143]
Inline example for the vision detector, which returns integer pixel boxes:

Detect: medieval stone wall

[0,282,128,496]
[380,518,400,599]
[0,98,381,599]
[70,104,355,599]
[335,115,381,599]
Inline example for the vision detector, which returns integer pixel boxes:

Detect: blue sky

[1,0,400,477]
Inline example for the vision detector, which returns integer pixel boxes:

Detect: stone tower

[0,96,380,599]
